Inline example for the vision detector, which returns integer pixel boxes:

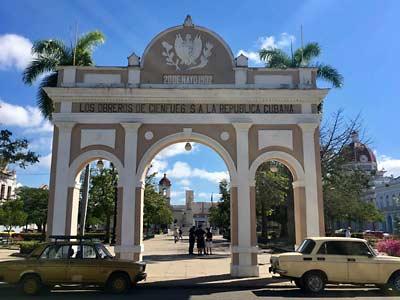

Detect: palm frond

[315,63,344,88]
[75,31,105,66]
[32,39,70,58]
[294,42,321,66]
[22,55,60,85]
[259,48,291,68]
[37,73,58,119]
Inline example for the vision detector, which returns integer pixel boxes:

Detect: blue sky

[0,0,399,204]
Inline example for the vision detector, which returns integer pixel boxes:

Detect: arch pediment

[140,16,235,84]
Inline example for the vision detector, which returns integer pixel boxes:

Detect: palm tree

[23,31,105,119]
[259,42,343,88]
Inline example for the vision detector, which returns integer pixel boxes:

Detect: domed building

[342,131,377,173]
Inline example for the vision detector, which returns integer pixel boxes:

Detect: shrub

[18,241,41,255]
[376,239,400,257]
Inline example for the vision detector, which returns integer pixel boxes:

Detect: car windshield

[95,244,113,259]
[366,241,378,256]
[296,239,316,254]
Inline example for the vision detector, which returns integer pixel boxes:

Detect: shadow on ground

[143,253,229,263]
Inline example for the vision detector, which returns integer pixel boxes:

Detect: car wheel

[107,273,131,294]
[387,272,400,294]
[302,271,326,293]
[20,274,43,296]
[294,278,306,291]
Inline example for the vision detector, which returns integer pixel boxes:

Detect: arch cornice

[140,24,235,68]
[68,149,124,187]
[136,131,238,186]
[249,150,305,185]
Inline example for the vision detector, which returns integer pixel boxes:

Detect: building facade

[0,167,17,202]
[45,16,328,277]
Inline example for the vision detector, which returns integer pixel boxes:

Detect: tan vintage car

[270,237,400,293]
[0,236,146,295]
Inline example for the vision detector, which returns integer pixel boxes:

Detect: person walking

[205,227,213,255]
[345,227,352,238]
[188,226,196,255]
[195,225,206,255]
[179,228,183,241]
[174,226,179,243]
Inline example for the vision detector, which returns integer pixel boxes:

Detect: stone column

[114,122,142,260]
[65,182,81,236]
[49,122,75,236]
[231,123,259,277]
[299,123,321,237]
[292,180,307,246]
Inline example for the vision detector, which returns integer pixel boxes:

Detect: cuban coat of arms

[161,33,213,71]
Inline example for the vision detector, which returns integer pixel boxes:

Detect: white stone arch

[249,150,305,185]
[68,149,124,187]
[136,132,238,186]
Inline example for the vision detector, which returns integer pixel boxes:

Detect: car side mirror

[366,252,373,258]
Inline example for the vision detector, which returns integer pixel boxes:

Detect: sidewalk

[139,234,289,288]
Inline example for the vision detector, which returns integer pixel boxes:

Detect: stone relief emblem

[161,33,213,71]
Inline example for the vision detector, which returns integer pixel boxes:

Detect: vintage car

[270,237,400,293]
[0,236,147,295]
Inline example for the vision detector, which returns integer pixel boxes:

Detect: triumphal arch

[45,16,328,277]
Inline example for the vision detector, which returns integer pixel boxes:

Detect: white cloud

[149,158,168,175]
[177,179,191,186]
[237,32,295,65]
[37,153,52,169]
[29,136,53,151]
[0,99,53,133]
[0,34,33,70]
[378,155,400,178]
[165,161,229,183]
[156,142,197,159]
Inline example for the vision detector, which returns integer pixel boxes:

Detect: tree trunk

[261,201,268,239]
[105,215,111,244]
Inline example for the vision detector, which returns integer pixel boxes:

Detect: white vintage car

[269,237,400,293]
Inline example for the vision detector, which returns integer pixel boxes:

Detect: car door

[346,241,380,283]
[37,244,69,283]
[316,241,349,283]
[67,244,101,284]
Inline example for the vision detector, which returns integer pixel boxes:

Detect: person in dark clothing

[195,225,206,255]
[205,227,213,255]
[188,226,196,255]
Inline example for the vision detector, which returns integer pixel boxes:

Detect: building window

[7,186,11,199]
[0,184,5,199]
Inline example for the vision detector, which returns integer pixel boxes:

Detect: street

[0,235,397,299]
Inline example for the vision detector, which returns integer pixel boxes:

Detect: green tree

[17,187,48,232]
[259,42,343,88]
[87,167,117,243]
[209,179,230,236]
[255,162,289,239]
[0,130,39,175]
[0,200,27,238]
[143,173,173,234]
[22,31,105,119]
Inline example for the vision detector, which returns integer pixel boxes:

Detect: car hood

[271,252,303,261]
[374,255,400,263]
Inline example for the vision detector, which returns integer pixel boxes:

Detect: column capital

[292,180,305,188]
[55,122,76,130]
[298,122,318,132]
[121,122,142,131]
[135,180,145,189]
[233,122,252,131]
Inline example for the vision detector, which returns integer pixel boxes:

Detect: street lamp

[184,142,192,151]
[96,160,104,170]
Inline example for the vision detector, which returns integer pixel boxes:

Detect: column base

[114,244,143,261]
[230,263,259,277]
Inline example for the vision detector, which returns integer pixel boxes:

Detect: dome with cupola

[342,131,377,172]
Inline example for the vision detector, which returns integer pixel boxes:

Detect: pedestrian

[174,226,179,243]
[205,227,213,255]
[188,226,196,255]
[195,225,206,255]
[345,227,352,238]
[179,228,183,240]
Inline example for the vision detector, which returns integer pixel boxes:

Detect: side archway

[249,151,307,246]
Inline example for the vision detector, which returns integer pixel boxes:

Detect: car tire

[386,272,400,295]
[302,271,326,293]
[20,274,43,296]
[294,278,306,291]
[106,273,131,294]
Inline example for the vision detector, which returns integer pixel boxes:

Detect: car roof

[307,237,367,242]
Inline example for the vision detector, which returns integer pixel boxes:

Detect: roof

[307,237,367,242]
[159,173,171,186]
